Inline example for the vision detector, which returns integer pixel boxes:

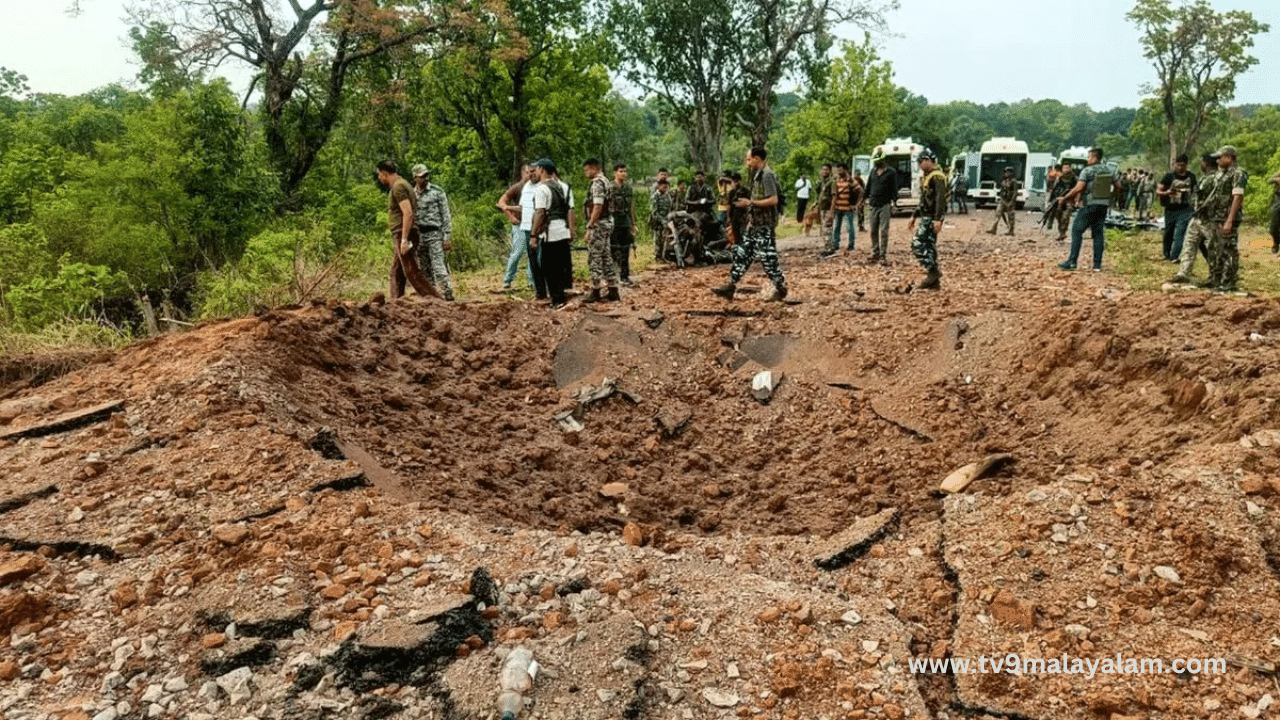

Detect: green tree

[783,36,894,163]
[1128,0,1269,164]
[129,0,493,207]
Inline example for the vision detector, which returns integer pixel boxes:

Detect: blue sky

[2,0,1276,112]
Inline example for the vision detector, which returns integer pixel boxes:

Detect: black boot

[605,286,621,302]
[710,282,736,300]
[918,269,941,290]
[583,288,603,303]
[765,281,788,302]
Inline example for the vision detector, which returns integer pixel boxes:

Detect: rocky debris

[751,369,782,402]
[2,228,1280,719]
[939,453,1015,493]
[812,508,900,570]
[0,555,44,586]
[0,399,124,440]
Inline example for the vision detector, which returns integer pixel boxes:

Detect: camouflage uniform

[728,166,786,289]
[1204,164,1248,290]
[587,174,619,288]
[610,182,635,282]
[414,182,455,300]
[1051,169,1076,239]
[1173,172,1214,282]
[990,173,1018,234]
[650,188,673,259]
[912,170,948,275]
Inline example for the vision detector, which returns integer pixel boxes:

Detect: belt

[418,224,441,232]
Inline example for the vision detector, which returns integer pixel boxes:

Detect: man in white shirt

[530,158,575,308]
[794,173,811,223]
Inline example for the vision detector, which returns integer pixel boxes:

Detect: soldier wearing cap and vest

[1203,145,1248,293]
[989,166,1018,235]
[412,164,455,301]
[908,149,948,290]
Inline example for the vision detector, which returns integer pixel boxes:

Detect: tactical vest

[548,181,570,223]
[921,170,950,213]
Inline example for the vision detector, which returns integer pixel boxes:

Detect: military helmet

[916,148,936,163]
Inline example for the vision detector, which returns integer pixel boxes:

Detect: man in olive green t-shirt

[376,160,438,299]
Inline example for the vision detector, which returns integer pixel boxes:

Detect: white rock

[100,671,125,694]
[140,685,164,704]
[1204,699,1222,711]
[215,667,254,705]
[861,640,880,653]
[1063,625,1091,638]
[1241,705,1260,719]
[1258,694,1274,711]
[841,610,862,626]
[701,688,739,708]
[726,662,739,679]
[163,677,188,693]
[596,689,616,702]
[1246,501,1265,518]
[75,570,100,587]
[69,507,85,523]
[92,709,118,720]
[1153,566,1181,584]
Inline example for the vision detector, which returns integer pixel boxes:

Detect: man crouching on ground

[711,147,788,302]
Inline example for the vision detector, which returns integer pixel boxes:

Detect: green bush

[6,260,129,330]
[447,196,509,272]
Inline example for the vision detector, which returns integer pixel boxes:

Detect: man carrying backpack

[530,159,574,308]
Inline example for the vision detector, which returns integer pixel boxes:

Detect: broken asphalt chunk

[0,400,124,440]
[813,508,900,570]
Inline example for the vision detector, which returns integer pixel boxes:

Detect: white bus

[869,138,932,213]
[970,137,1053,210]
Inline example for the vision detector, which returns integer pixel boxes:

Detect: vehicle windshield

[980,154,1026,186]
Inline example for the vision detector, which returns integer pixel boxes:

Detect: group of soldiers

[1040,145,1251,292]
[377,140,1279,305]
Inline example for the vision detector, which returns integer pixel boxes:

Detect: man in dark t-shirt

[1156,154,1196,261]
[376,159,437,299]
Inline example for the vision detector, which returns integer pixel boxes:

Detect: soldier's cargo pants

[588,219,619,288]
[992,200,1016,233]
[1207,222,1239,289]
[729,226,786,287]
[419,229,455,300]
[1176,217,1213,279]
[911,221,938,273]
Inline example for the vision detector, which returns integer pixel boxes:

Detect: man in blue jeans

[1055,147,1117,271]
[496,164,545,294]
[1156,154,1196,261]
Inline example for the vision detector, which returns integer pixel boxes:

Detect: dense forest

[0,0,1275,342]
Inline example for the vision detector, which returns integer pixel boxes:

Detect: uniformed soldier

[908,149,948,290]
[610,163,637,285]
[1049,162,1076,241]
[989,167,1018,235]
[411,164,455,301]
[1204,145,1247,293]
[710,147,787,302]
[582,157,620,302]
[650,178,674,260]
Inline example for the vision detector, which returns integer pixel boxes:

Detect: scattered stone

[212,524,251,546]
[0,660,18,681]
[68,506,85,522]
[1153,566,1181,584]
[751,370,782,402]
[215,666,254,705]
[599,483,629,499]
[597,689,617,702]
[0,556,45,587]
[841,610,863,626]
[701,688,739,708]
[990,589,1036,630]
[202,633,227,649]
